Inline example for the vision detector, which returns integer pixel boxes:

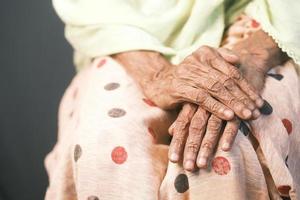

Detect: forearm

[112,50,171,92]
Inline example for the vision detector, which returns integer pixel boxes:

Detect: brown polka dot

[282,119,293,134]
[111,146,127,164]
[251,19,260,28]
[212,156,231,175]
[87,196,99,200]
[174,174,189,193]
[104,82,120,91]
[97,59,106,68]
[108,108,126,118]
[74,144,82,162]
[142,98,157,107]
[278,185,291,196]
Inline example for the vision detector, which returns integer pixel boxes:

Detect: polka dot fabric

[111,146,127,164]
[45,15,300,200]
[212,156,231,175]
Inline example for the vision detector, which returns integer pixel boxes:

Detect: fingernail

[197,157,207,167]
[255,98,264,108]
[259,100,273,115]
[170,153,179,162]
[252,109,261,119]
[242,109,252,119]
[222,142,230,150]
[184,160,194,170]
[224,109,234,119]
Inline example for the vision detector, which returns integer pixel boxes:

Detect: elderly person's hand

[144,46,264,120]
[169,30,288,171]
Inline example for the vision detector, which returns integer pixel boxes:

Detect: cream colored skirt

[45,16,300,200]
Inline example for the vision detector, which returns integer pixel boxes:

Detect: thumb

[218,48,240,64]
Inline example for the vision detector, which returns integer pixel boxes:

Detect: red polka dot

[97,59,106,68]
[278,185,291,196]
[251,19,260,28]
[212,156,231,175]
[142,98,157,107]
[111,146,127,164]
[148,127,156,139]
[282,119,293,134]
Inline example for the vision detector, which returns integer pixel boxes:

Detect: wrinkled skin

[142,46,264,121]
[169,30,288,171]
[113,29,288,172]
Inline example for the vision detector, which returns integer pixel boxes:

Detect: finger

[209,54,264,107]
[185,61,256,119]
[216,74,261,119]
[168,122,176,136]
[203,77,253,120]
[217,48,239,64]
[179,86,234,120]
[197,115,223,168]
[168,103,197,162]
[220,119,240,151]
[183,107,209,171]
[193,46,263,107]
[221,76,256,111]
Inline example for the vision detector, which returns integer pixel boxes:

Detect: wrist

[231,30,287,74]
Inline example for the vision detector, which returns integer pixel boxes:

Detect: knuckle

[207,117,222,131]
[199,45,212,52]
[201,142,213,152]
[186,142,200,153]
[239,97,252,106]
[209,81,223,92]
[223,78,236,91]
[189,124,201,132]
[203,98,219,112]
[195,46,216,60]
[224,127,237,137]
[229,67,242,80]
[173,137,185,147]
[174,119,189,130]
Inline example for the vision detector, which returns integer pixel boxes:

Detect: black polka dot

[267,73,284,81]
[259,100,273,115]
[108,108,126,118]
[74,144,82,162]
[239,121,250,136]
[87,196,99,200]
[174,174,189,193]
[104,82,120,91]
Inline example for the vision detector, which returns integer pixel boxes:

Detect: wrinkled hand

[168,103,240,171]
[146,46,264,120]
[168,34,283,170]
[168,48,244,171]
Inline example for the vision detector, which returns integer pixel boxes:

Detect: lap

[45,57,300,200]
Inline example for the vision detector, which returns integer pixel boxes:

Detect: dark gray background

[0,0,75,199]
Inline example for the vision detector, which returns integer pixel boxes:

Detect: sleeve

[52,0,177,65]
[244,0,300,66]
